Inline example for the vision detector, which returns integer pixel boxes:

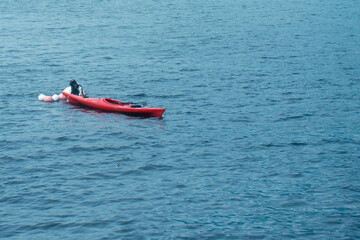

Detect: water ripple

[0,0,359,239]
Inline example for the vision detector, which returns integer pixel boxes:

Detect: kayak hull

[62,92,166,117]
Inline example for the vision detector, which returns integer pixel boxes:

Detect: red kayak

[62,92,166,117]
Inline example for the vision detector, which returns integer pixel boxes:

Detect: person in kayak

[63,80,86,97]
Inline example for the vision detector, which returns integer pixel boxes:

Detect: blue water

[1,0,360,239]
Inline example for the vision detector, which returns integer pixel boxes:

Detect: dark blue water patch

[275,113,313,122]
[126,93,147,97]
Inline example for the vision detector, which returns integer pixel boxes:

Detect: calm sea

[1,0,359,239]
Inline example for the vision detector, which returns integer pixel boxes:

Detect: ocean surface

[1,0,360,239]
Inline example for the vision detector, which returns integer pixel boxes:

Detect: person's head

[69,80,80,95]
[70,80,78,88]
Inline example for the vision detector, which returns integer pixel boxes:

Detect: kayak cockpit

[104,98,124,104]
[103,98,142,108]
